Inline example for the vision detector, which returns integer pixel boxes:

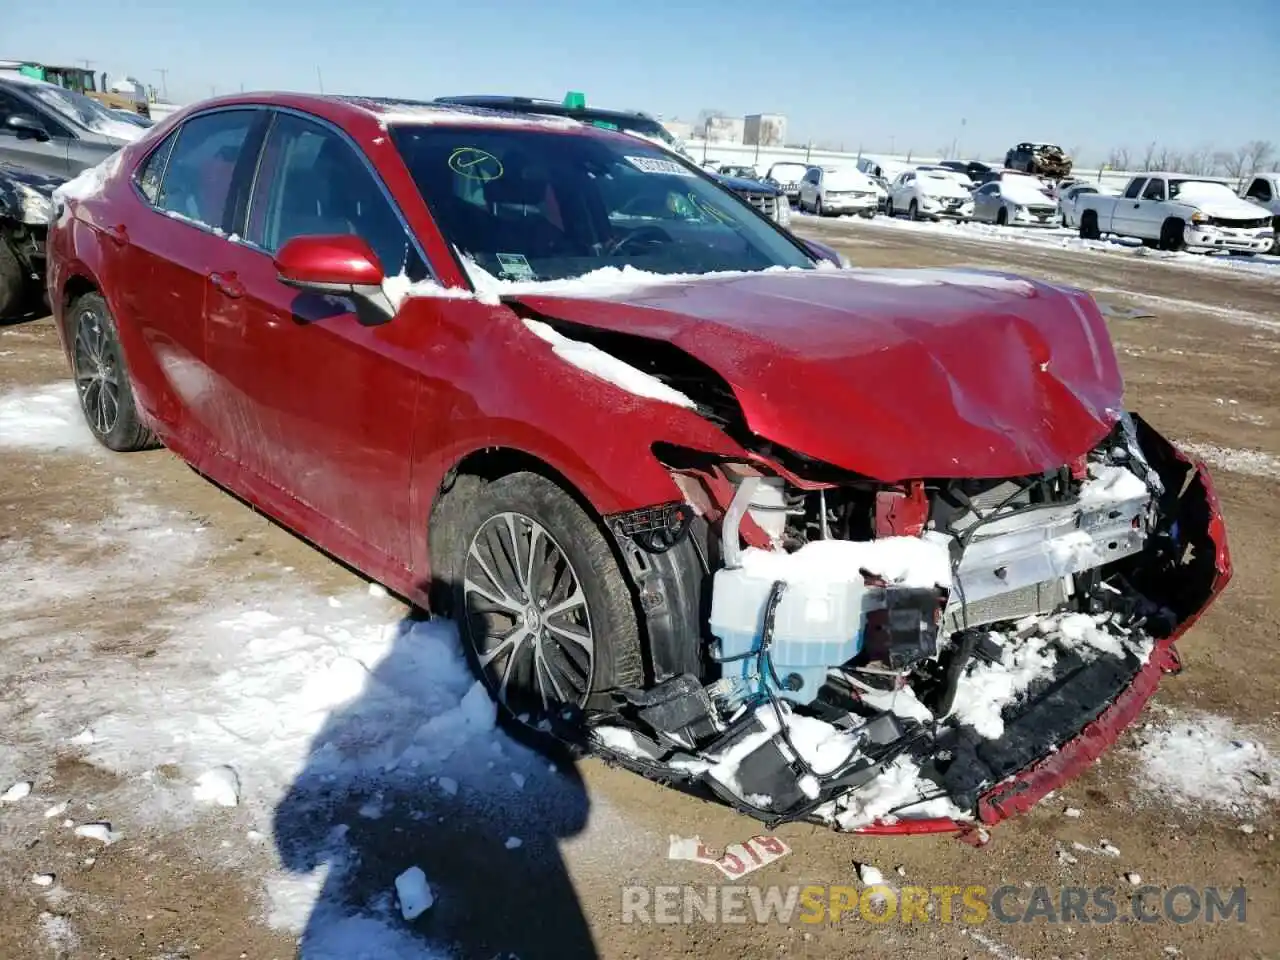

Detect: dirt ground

[2,222,1278,960]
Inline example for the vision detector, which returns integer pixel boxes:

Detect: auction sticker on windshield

[496,253,536,280]
[625,155,695,177]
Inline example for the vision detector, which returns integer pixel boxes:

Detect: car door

[972,183,998,221]
[799,167,818,209]
[113,107,267,459]
[1122,176,1167,238]
[0,86,72,176]
[202,109,429,569]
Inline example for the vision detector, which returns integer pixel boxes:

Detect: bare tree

[1181,144,1215,175]
[1242,140,1275,178]
[1141,141,1159,171]
[1107,146,1131,170]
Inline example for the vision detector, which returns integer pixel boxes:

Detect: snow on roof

[344,97,581,131]
[4,73,144,142]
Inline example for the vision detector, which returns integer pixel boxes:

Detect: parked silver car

[0,75,143,178]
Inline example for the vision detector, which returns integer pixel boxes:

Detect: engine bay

[576,413,1218,833]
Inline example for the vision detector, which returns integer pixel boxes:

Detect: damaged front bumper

[580,417,1231,835]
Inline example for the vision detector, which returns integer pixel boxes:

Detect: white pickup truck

[1240,173,1280,253]
[1075,172,1274,254]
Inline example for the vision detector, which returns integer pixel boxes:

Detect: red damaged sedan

[45,93,1230,836]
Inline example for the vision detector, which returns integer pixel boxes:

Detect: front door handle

[209,271,245,298]
[104,224,128,246]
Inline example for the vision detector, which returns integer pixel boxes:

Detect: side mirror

[274,234,396,324]
[6,115,51,142]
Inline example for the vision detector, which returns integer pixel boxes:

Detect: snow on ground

[799,211,1280,280]
[0,385,604,958]
[1130,707,1280,817]
[1174,441,1280,481]
[0,383,100,453]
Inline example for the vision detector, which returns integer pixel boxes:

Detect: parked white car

[885,168,974,221]
[1240,173,1280,253]
[797,165,881,217]
[970,174,1061,227]
[1075,173,1274,253]
[764,161,809,204]
[1058,181,1121,229]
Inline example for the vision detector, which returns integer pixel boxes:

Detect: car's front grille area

[741,192,778,219]
[1206,216,1271,230]
[1028,206,1057,217]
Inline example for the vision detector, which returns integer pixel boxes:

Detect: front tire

[69,292,157,452]
[908,199,919,221]
[449,472,644,725]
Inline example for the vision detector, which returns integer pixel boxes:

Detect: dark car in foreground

[46,93,1230,837]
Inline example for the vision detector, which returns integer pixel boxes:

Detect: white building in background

[704,115,745,144]
[663,119,693,141]
[744,114,786,147]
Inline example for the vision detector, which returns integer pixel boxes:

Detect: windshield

[390,125,815,282]
[768,163,808,182]
[15,80,144,141]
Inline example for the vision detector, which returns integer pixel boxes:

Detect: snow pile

[1,780,32,803]
[1174,441,1280,481]
[1131,708,1280,816]
[0,383,97,452]
[521,318,697,410]
[372,101,580,131]
[737,534,954,590]
[828,755,970,830]
[458,256,835,306]
[950,612,1150,740]
[1078,463,1151,503]
[52,149,126,221]
[380,272,475,310]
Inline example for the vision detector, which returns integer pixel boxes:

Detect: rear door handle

[104,224,128,246]
[209,271,245,298]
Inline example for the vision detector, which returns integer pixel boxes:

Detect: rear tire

[439,472,644,727]
[996,207,1008,226]
[69,292,157,452]
[1079,211,1101,240]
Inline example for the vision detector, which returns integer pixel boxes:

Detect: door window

[1141,178,1166,201]
[135,130,179,204]
[155,109,258,230]
[1246,178,1273,202]
[247,112,423,280]
[0,88,71,139]
[1123,178,1145,199]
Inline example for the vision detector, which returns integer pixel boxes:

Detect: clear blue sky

[7,0,1278,164]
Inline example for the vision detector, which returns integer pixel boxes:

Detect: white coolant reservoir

[709,557,871,704]
[708,537,954,705]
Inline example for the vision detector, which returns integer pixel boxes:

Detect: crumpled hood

[1179,192,1272,219]
[510,267,1124,481]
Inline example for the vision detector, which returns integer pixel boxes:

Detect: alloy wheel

[73,308,120,436]
[462,511,595,717]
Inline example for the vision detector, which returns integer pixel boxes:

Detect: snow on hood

[917,172,972,199]
[767,164,808,182]
[1173,181,1271,217]
[1000,176,1055,205]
